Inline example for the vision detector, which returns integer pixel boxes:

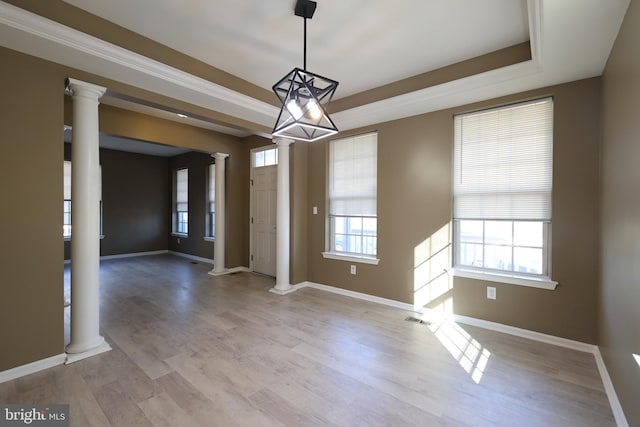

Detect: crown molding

[0,0,626,137]
[0,0,279,128]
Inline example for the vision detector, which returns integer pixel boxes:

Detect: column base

[269,285,297,295]
[208,268,230,277]
[65,338,111,365]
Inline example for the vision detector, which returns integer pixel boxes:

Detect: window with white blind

[324,132,378,263]
[453,98,554,285]
[63,160,103,239]
[174,168,189,235]
[206,163,215,239]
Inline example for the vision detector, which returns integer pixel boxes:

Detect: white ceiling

[0,0,631,140]
[61,0,530,98]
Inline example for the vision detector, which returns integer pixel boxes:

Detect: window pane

[254,151,264,167]
[459,243,483,267]
[347,217,362,234]
[485,221,512,245]
[459,220,483,243]
[347,235,360,253]
[363,217,377,235]
[333,216,345,234]
[514,247,542,274]
[514,221,543,247]
[484,244,512,271]
[265,149,276,166]
[363,236,377,256]
[334,234,345,252]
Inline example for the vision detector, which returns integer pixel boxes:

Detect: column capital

[66,78,106,100]
[273,137,294,146]
[211,152,229,160]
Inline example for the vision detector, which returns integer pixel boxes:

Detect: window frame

[172,167,189,237]
[322,132,380,265]
[204,163,215,241]
[451,98,557,290]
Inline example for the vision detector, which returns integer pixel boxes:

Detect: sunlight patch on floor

[428,316,491,384]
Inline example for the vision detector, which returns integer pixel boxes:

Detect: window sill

[171,233,188,238]
[449,267,558,290]
[322,252,380,265]
[203,236,215,242]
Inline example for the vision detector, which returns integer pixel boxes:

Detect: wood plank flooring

[1,254,615,426]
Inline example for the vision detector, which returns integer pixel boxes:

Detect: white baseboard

[100,250,168,260]
[168,251,213,264]
[65,250,169,264]
[207,266,252,276]
[65,341,112,365]
[297,280,628,426]
[0,354,66,384]
[450,313,597,353]
[593,348,629,427]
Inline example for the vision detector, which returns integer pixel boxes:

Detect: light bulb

[287,99,303,120]
[306,99,322,120]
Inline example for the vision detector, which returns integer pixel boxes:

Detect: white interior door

[251,165,277,276]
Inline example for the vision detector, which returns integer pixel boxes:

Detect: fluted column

[270,137,295,295]
[65,78,111,363]
[209,152,229,276]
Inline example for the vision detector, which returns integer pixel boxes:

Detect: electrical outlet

[350,265,356,275]
[487,286,496,300]
[313,206,318,215]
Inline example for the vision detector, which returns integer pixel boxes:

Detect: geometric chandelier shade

[272,67,339,142]
[272,0,339,142]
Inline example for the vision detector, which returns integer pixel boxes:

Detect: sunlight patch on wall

[428,317,491,384]
[634,354,640,368]
[414,223,452,310]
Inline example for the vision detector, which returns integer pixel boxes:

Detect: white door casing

[251,164,277,276]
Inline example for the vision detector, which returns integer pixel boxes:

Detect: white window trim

[449,267,557,290]
[327,132,379,260]
[322,251,380,265]
[203,236,215,242]
[170,232,188,238]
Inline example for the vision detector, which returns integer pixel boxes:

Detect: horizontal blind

[208,163,215,213]
[64,161,72,200]
[329,132,377,216]
[208,163,216,212]
[453,98,553,220]
[176,168,188,211]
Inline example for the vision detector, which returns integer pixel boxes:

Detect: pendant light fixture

[272,0,339,142]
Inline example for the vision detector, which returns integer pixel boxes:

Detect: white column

[65,78,111,363]
[270,137,295,295]
[209,153,229,276]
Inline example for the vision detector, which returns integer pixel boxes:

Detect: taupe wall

[600,0,640,424]
[0,44,259,372]
[0,47,65,371]
[167,151,215,260]
[304,78,602,344]
[63,145,170,259]
[100,149,169,256]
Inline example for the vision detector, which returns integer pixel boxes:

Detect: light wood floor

[1,254,615,426]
